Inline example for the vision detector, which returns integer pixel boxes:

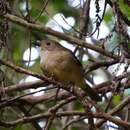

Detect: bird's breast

[40,50,65,79]
[40,50,84,86]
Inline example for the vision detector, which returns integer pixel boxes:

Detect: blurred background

[0,0,130,130]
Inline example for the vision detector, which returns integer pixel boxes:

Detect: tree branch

[0,111,130,128]
[96,95,130,127]
[0,59,56,83]
[3,13,118,59]
[5,80,48,93]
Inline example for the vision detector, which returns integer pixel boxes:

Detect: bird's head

[41,39,63,52]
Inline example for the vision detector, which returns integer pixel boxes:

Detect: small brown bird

[40,39,101,101]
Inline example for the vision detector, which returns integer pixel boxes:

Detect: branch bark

[3,13,118,59]
[0,111,130,128]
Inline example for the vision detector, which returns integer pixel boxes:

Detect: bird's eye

[46,42,51,46]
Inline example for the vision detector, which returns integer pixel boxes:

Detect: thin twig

[44,96,75,130]
[0,86,57,108]
[3,13,118,59]
[0,111,130,128]
[96,95,130,127]
[62,117,86,130]
[0,59,56,83]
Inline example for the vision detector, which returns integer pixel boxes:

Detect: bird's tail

[81,80,102,102]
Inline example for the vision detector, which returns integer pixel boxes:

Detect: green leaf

[113,95,121,105]
[119,0,130,20]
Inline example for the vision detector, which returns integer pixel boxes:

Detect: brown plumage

[40,39,101,101]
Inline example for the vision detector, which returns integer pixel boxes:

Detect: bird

[40,39,101,101]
